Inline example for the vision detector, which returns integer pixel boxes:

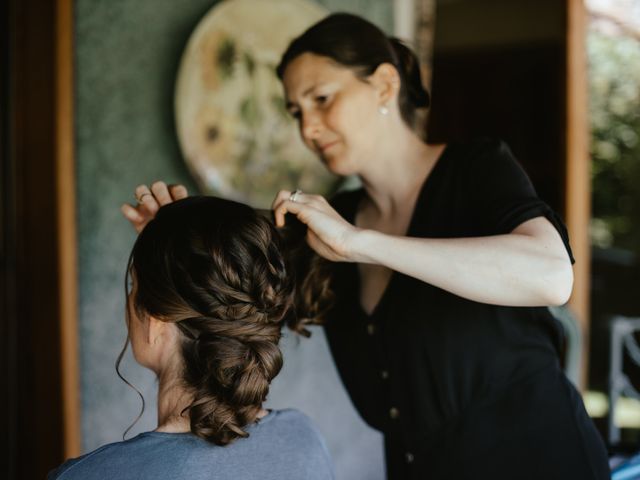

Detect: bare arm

[272,191,573,307]
[350,216,573,306]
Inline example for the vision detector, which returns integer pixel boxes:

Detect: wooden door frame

[56,0,81,459]
[565,0,591,389]
[4,0,80,477]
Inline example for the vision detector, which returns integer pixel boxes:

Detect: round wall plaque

[175,0,337,207]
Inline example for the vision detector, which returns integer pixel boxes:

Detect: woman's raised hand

[272,190,360,262]
[121,181,188,233]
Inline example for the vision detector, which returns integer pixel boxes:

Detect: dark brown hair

[124,196,294,445]
[277,12,430,128]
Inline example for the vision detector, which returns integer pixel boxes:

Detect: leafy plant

[588,29,640,254]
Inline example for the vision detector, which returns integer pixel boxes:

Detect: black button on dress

[324,138,610,480]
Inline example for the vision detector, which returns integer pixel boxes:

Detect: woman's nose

[301,112,322,141]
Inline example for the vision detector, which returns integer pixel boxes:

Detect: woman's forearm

[350,219,574,307]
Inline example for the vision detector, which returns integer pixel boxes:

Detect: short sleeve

[471,139,575,264]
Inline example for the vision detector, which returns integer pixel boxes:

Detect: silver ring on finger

[136,192,152,204]
[289,189,302,203]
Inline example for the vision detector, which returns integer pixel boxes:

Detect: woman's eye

[315,95,328,104]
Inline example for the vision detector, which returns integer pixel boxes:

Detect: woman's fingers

[169,184,188,200]
[135,184,159,216]
[120,204,147,233]
[272,190,291,226]
[271,190,356,261]
[121,203,142,222]
[272,190,321,226]
[275,198,306,225]
[124,182,188,233]
[273,191,328,225]
[134,184,151,203]
[272,190,292,227]
[272,190,291,209]
[151,181,173,206]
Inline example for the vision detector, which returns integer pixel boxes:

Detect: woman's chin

[323,155,356,177]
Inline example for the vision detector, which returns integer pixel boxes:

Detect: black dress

[324,138,610,480]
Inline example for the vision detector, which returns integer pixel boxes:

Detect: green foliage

[588,29,640,254]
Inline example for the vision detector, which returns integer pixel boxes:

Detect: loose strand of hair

[114,335,146,440]
[115,251,146,440]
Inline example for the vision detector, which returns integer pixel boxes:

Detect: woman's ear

[138,316,179,374]
[147,315,166,346]
[370,62,401,106]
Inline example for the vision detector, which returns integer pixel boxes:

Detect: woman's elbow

[543,259,574,306]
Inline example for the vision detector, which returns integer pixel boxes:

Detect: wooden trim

[565,0,591,390]
[56,0,81,457]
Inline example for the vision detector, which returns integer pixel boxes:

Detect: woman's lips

[319,141,338,152]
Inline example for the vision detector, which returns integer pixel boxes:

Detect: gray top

[49,409,334,480]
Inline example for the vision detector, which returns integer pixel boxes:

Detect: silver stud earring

[378,105,389,116]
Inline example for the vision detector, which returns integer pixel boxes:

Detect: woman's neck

[154,376,270,433]
[154,376,192,433]
[359,128,442,219]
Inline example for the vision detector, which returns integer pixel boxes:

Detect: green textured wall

[75,1,392,477]
[76,0,214,450]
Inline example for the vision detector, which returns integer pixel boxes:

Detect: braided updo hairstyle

[126,196,293,445]
[276,12,431,128]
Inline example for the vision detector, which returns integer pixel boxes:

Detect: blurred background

[2,0,639,478]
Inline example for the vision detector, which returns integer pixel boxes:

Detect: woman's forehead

[283,53,351,87]
[282,53,352,94]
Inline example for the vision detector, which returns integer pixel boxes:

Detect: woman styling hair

[122,13,609,480]
[52,196,334,480]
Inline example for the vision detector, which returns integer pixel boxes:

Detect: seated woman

[49,196,334,480]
